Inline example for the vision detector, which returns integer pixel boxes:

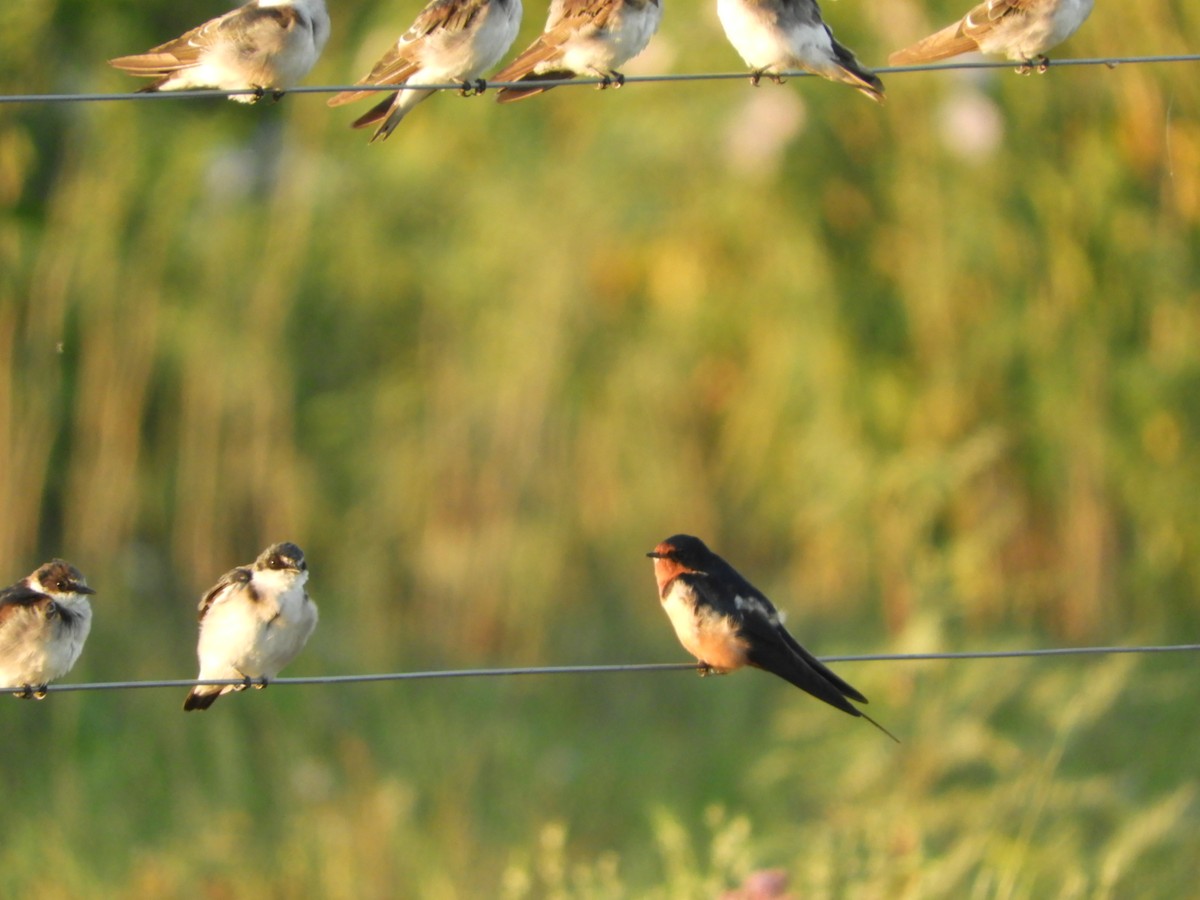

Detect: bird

[183,542,318,711]
[0,560,97,699]
[328,0,522,142]
[716,0,884,102]
[648,534,896,740]
[108,0,331,102]
[887,0,1094,73]
[491,0,663,103]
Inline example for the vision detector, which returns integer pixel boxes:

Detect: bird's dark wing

[197,566,254,621]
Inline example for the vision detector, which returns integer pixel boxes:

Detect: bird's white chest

[197,572,317,679]
[0,598,92,685]
[198,2,328,97]
[414,0,524,81]
[717,0,830,69]
[660,580,749,671]
[980,0,1094,59]
[559,0,662,73]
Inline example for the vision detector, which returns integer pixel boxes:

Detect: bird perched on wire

[183,542,317,711]
[716,0,884,101]
[329,0,523,141]
[648,534,896,740]
[888,0,1094,73]
[0,560,97,699]
[491,0,663,103]
[108,0,331,102]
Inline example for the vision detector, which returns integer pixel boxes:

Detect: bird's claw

[597,71,624,91]
[14,683,48,699]
[271,89,286,102]
[696,662,718,677]
[253,676,269,691]
[1016,56,1049,75]
[749,70,784,86]
[459,78,487,97]
[250,85,267,102]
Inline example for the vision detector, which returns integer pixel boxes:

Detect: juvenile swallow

[108,0,331,102]
[492,0,663,103]
[329,0,522,142]
[717,0,884,102]
[0,560,96,699]
[888,0,1094,73]
[648,534,896,740]
[183,542,317,711]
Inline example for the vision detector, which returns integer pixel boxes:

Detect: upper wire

[2,54,1199,105]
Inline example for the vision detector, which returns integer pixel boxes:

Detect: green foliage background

[1,0,1199,895]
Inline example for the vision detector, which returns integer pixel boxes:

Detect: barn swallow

[648,534,896,740]
[492,0,663,103]
[717,0,884,101]
[183,542,317,711]
[108,0,331,102]
[329,0,522,142]
[888,0,1094,73]
[0,560,96,699]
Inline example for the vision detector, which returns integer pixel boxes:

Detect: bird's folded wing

[196,567,253,621]
[888,0,1027,65]
[329,45,422,105]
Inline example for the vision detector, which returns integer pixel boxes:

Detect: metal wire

[4,643,1197,696]
[2,54,1198,105]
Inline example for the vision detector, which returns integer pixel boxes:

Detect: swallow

[717,0,884,101]
[183,542,317,711]
[648,534,896,740]
[888,0,1094,73]
[0,560,97,699]
[329,0,522,141]
[492,0,663,103]
[108,0,331,102]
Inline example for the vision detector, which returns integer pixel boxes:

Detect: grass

[1,0,1199,895]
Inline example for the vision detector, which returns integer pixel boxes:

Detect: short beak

[76,585,96,595]
[646,551,664,559]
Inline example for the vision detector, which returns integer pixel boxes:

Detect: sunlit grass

[0,0,1198,894]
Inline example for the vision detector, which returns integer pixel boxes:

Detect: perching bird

[108,0,331,102]
[491,0,663,103]
[0,560,97,699]
[329,0,522,141]
[888,0,1094,73]
[648,534,896,740]
[183,542,317,711]
[716,0,884,101]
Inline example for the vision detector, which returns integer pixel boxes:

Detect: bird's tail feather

[183,688,220,711]
[494,70,575,104]
[888,22,977,66]
[828,41,886,103]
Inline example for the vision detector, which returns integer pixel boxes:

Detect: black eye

[57,579,69,591]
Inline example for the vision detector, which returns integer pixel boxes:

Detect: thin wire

[2,54,1199,105]
[4,643,1198,696]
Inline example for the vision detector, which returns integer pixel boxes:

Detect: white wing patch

[734,593,780,625]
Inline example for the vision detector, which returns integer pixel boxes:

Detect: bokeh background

[2,0,1199,895]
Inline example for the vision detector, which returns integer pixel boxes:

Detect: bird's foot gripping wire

[750,69,784,87]
[596,70,625,91]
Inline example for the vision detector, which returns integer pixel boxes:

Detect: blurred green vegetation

[1,0,1199,895]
